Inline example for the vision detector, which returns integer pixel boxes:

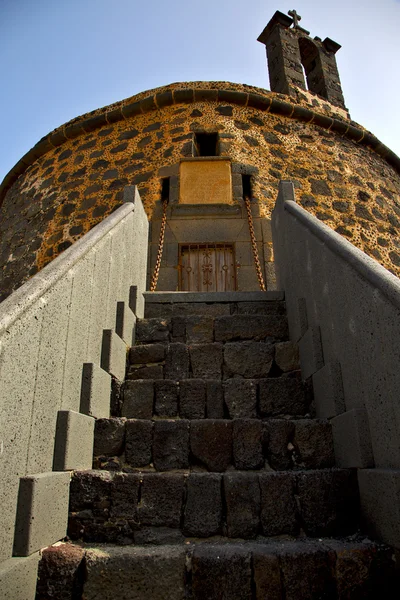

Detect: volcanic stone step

[135,314,289,345]
[37,538,397,600]
[68,468,359,542]
[121,376,309,420]
[143,292,286,318]
[93,418,334,472]
[38,537,396,600]
[127,337,300,381]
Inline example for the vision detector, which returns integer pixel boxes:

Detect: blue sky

[1,0,399,183]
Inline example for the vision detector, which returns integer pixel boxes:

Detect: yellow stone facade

[1,81,400,300]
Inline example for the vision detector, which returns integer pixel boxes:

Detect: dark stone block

[253,546,282,599]
[171,316,186,341]
[233,419,263,469]
[143,121,161,132]
[110,142,128,154]
[173,89,194,103]
[206,380,224,419]
[293,420,334,469]
[244,135,259,147]
[121,101,141,119]
[118,128,139,140]
[165,343,190,380]
[58,149,73,161]
[36,544,86,600]
[310,179,332,197]
[180,141,194,156]
[279,541,336,600]
[297,469,359,536]
[216,105,233,116]
[264,419,295,470]
[140,95,157,113]
[123,163,143,175]
[247,93,271,111]
[125,419,153,467]
[132,171,153,185]
[69,470,112,514]
[191,545,252,600]
[190,420,232,472]
[189,343,223,379]
[127,364,163,380]
[136,318,170,342]
[110,472,140,519]
[179,379,206,419]
[155,91,174,108]
[122,380,154,419]
[129,343,165,365]
[259,472,297,536]
[259,378,307,416]
[224,341,274,378]
[224,472,260,538]
[215,315,288,341]
[327,540,396,598]
[94,418,125,456]
[194,89,218,102]
[185,315,214,343]
[155,380,179,417]
[224,379,257,418]
[183,473,222,536]
[153,420,190,470]
[139,473,185,527]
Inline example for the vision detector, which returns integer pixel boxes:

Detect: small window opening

[194,132,219,156]
[161,177,170,202]
[242,174,252,199]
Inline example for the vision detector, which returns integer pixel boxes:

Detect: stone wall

[0,192,148,591]
[272,181,400,549]
[1,81,400,301]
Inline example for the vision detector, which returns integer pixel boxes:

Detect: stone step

[68,468,359,543]
[143,290,286,318]
[37,538,397,600]
[93,417,334,472]
[120,376,311,419]
[127,339,299,381]
[135,313,289,345]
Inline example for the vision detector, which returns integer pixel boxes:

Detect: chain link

[150,199,168,292]
[244,195,266,291]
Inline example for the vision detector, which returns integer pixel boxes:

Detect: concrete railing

[0,186,148,596]
[272,181,400,549]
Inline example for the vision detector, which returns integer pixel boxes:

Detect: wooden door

[179,244,236,292]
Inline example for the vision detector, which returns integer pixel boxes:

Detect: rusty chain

[150,198,168,292]
[244,195,266,291]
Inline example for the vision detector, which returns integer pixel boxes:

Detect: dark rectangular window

[194,132,219,156]
[242,174,252,199]
[161,177,170,201]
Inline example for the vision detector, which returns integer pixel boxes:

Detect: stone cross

[288,9,302,28]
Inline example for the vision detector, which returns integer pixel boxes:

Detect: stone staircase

[36,293,397,599]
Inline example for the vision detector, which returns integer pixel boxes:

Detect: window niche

[161,177,170,202]
[242,174,252,199]
[194,132,219,157]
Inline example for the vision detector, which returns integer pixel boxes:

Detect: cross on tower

[288,9,301,28]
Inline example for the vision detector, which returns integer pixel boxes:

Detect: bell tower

[258,10,347,111]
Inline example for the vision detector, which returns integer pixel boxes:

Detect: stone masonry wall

[1,81,400,301]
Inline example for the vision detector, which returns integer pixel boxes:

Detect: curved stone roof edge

[1,83,399,204]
